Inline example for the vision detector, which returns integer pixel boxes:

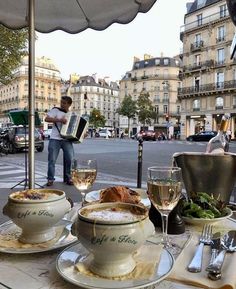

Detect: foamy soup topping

[10,190,59,201]
[82,206,146,222]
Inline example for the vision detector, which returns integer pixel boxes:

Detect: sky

[35,0,190,82]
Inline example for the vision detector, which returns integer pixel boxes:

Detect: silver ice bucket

[173,152,236,203]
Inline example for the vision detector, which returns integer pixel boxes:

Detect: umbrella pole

[28,0,35,189]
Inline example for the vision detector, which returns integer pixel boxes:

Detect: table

[0,213,235,289]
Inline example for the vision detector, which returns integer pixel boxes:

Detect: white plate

[0,220,77,254]
[56,241,174,289]
[85,188,151,207]
[182,207,233,225]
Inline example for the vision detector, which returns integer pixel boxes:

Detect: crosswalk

[0,161,48,188]
[0,158,137,189]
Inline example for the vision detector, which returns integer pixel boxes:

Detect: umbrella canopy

[0,0,157,32]
[0,0,157,189]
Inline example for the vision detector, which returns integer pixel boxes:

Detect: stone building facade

[119,55,182,137]
[61,75,120,129]
[0,55,61,129]
[178,0,236,139]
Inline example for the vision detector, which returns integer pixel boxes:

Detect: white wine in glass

[147,166,182,248]
[71,159,97,205]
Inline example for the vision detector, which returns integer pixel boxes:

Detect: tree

[137,92,156,127]
[117,95,137,137]
[89,108,106,128]
[0,25,28,84]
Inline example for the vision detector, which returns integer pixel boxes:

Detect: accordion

[60,111,89,143]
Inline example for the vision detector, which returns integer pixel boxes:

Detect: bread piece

[100,186,141,204]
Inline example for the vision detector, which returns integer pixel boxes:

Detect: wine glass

[147,166,183,248]
[71,159,97,206]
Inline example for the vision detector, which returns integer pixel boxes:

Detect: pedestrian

[45,96,74,186]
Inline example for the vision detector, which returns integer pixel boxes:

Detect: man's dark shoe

[66,179,73,185]
[46,180,54,186]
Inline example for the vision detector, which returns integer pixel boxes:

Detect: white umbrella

[0,0,157,188]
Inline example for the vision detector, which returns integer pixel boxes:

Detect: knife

[206,230,236,275]
[206,232,221,271]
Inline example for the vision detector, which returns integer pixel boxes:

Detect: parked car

[186,131,217,142]
[97,128,112,138]
[139,130,156,141]
[5,126,44,153]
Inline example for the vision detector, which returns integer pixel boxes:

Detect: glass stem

[161,213,169,248]
[81,191,86,207]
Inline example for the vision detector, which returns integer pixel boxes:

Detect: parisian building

[119,54,182,137]
[178,0,236,139]
[0,55,61,129]
[61,75,120,129]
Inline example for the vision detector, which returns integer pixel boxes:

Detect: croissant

[100,186,141,204]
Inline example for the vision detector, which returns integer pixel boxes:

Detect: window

[216,72,224,88]
[155,59,160,65]
[195,34,202,47]
[194,54,201,66]
[163,69,168,78]
[154,105,159,114]
[163,93,169,103]
[142,82,146,91]
[194,76,200,91]
[163,105,168,114]
[217,26,225,42]
[220,4,227,18]
[164,58,169,65]
[193,99,200,111]
[233,96,236,107]
[197,14,202,26]
[177,105,180,114]
[215,96,224,108]
[154,95,160,102]
[197,0,206,8]
[217,48,225,65]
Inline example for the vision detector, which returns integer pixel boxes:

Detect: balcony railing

[216,36,225,43]
[183,60,214,72]
[178,80,236,96]
[130,74,180,81]
[191,40,204,52]
[180,10,229,33]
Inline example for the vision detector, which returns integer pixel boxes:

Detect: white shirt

[47,108,66,140]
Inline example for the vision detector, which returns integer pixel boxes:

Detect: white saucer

[85,188,151,207]
[56,241,174,289]
[0,220,77,254]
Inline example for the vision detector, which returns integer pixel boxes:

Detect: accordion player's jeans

[47,139,74,182]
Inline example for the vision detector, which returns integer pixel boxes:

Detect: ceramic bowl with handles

[73,202,155,278]
[3,189,72,244]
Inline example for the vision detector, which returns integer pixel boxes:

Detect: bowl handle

[2,203,10,217]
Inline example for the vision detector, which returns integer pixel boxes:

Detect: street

[0,138,236,224]
[1,138,236,185]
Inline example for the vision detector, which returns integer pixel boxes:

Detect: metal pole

[137,137,143,188]
[28,0,35,188]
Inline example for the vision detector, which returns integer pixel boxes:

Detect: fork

[187,224,212,272]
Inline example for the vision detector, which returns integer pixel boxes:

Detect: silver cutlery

[187,224,212,272]
[206,232,221,270]
[206,230,236,280]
